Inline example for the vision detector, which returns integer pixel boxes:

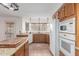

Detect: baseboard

[49,49,54,56]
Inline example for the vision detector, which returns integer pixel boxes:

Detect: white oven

[60,37,75,56]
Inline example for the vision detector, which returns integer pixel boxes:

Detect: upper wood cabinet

[64,3,75,17]
[57,3,75,22]
[58,7,65,21]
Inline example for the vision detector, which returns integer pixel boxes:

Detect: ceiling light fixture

[0,3,19,11]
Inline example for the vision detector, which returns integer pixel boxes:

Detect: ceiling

[0,3,63,17]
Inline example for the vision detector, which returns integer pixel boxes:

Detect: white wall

[0,16,22,41]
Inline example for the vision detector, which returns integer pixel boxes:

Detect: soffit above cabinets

[0,3,63,17]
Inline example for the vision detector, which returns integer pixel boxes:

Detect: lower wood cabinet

[33,34,49,43]
[12,41,29,56]
[15,45,25,56]
[24,41,29,56]
[60,51,65,56]
[75,49,79,56]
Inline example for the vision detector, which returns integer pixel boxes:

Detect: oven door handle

[69,43,74,45]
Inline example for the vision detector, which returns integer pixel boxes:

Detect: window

[31,23,48,32]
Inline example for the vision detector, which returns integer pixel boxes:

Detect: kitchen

[0,3,78,56]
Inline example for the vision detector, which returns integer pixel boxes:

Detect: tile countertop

[0,37,28,56]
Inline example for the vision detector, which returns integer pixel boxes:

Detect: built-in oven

[59,17,75,33]
[60,37,75,56]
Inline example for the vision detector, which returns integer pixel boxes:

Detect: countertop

[0,37,28,56]
[16,33,28,37]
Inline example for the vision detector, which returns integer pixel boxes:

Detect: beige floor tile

[29,43,52,56]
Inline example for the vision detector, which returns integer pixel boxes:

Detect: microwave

[60,25,67,31]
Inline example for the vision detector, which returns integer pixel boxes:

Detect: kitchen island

[0,37,29,56]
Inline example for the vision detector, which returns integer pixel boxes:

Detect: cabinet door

[33,34,40,43]
[25,41,29,56]
[64,4,69,17]
[45,34,49,43]
[61,7,65,20]
[58,11,61,20]
[40,34,47,43]
[75,49,79,56]
[68,3,75,16]
[58,7,65,21]
[33,34,49,43]
[64,3,75,18]
[15,45,25,56]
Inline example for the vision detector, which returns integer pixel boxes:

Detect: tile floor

[29,43,52,56]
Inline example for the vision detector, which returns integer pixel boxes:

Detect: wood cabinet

[58,7,65,21]
[13,41,29,56]
[24,41,29,56]
[60,51,65,56]
[33,34,40,43]
[15,45,25,56]
[33,34,49,43]
[75,4,79,48]
[75,49,79,56]
[64,3,75,18]
[75,4,79,56]
[57,3,75,22]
